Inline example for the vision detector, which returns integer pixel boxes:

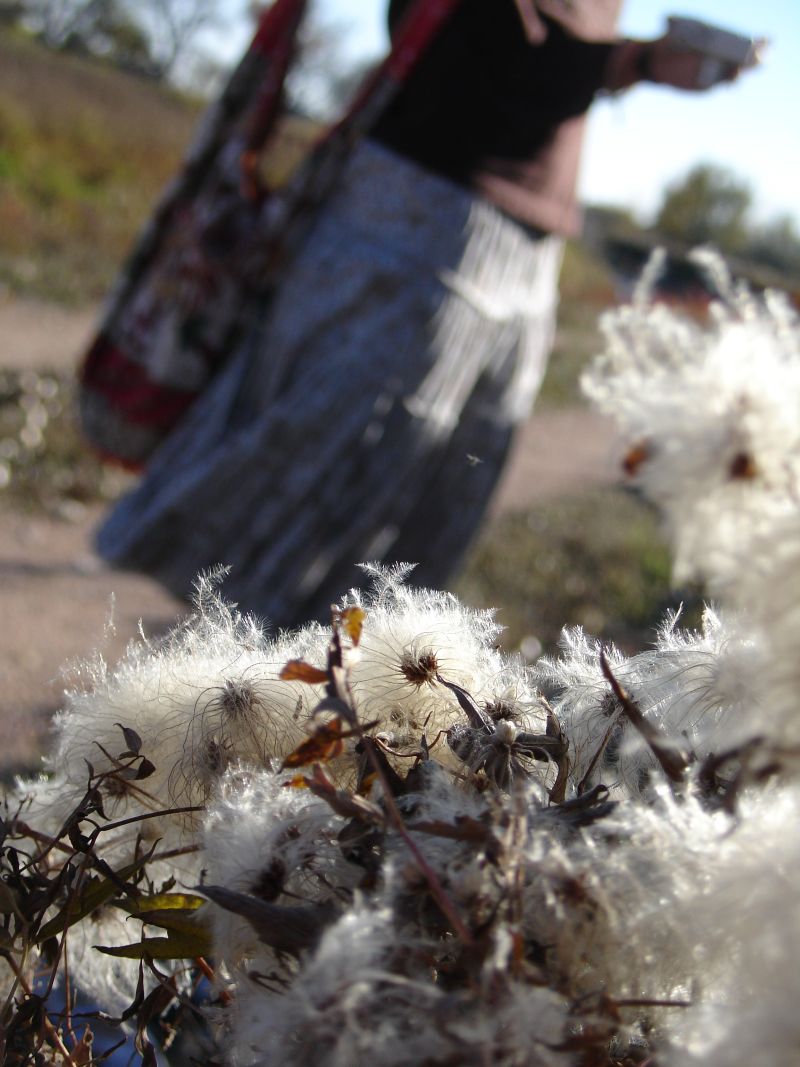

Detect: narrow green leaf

[122,893,205,915]
[37,854,152,943]
[132,909,210,939]
[96,926,212,961]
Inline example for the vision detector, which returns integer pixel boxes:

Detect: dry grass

[0,27,200,302]
[538,241,617,408]
[455,487,688,660]
[0,28,321,305]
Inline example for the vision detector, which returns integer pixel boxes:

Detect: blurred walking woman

[97,0,732,627]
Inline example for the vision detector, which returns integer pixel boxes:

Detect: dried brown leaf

[279,660,330,685]
[281,719,345,769]
[622,440,651,476]
[303,764,384,823]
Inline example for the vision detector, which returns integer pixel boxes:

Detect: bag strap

[92,0,309,332]
[241,0,312,155]
[253,0,464,285]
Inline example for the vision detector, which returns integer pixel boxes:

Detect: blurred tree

[0,1,25,23]
[61,0,156,76]
[746,214,800,278]
[16,0,223,80]
[133,0,222,81]
[655,163,752,253]
[584,203,644,243]
[248,0,369,119]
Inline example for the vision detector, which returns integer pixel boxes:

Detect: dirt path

[0,505,185,776]
[0,297,620,775]
[1,295,100,371]
[491,405,618,515]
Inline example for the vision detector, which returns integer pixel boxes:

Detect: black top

[371,0,614,188]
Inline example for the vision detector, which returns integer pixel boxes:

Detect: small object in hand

[665,15,767,88]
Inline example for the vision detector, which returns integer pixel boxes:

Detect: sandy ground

[1,295,100,372]
[0,296,620,776]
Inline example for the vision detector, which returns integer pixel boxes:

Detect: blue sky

[219,1,798,226]
[584,1,799,225]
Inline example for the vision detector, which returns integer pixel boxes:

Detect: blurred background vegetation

[1,11,796,662]
[0,24,200,302]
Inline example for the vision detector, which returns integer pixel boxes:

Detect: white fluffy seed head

[583,252,800,592]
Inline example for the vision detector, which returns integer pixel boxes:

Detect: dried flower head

[397,647,440,688]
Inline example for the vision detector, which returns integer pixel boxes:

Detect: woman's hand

[605,37,754,94]
[645,35,743,91]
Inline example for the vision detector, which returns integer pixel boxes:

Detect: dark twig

[599,648,688,785]
[325,616,475,947]
[577,716,619,796]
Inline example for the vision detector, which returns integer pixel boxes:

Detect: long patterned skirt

[96,141,563,628]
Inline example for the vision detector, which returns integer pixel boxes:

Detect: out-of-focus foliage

[655,163,752,252]
[745,213,800,277]
[0,26,200,302]
[654,163,800,281]
[7,0,225,81]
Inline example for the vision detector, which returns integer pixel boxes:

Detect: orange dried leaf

[281,719,345,769]
[622,441,650,476]
[729,451,758,480]
[511,929,526,974]
[284,774,310,789]
[340,606,366,645]
[279,660,329,685]
[357,770,378,796]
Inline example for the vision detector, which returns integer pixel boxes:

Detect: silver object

[666,16,767,88]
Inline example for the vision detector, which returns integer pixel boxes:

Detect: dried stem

[358,728,475,946]
[5,953,77,1064]
[599,648,688,784]
[328,618,475,947]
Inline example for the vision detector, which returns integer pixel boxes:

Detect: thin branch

[599,648,688,784]
[577,715,619,796]
[328,619,475,946]
[358,739,475,946]
[90,805,204,837]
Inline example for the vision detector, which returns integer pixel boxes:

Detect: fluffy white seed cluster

[583,249,800,589]
[537,606,757,799]
[4,564,547,1026]
[6,254,800,1065]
